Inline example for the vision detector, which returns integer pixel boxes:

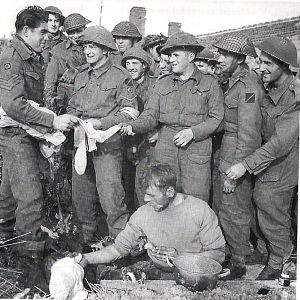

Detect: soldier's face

[169,50,193,75]
[195,60,209,74]
[83,43,107,67]
[218,49,240,76]
[115,36,133,54]
[68,27,85,44]
[24,22,48,53]
[48,13,60,34]
[159,54,172,75]
[125,58,146,81]
[259,52,285,85]
[144,183,170,212]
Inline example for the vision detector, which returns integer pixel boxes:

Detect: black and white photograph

[0,0,297,298]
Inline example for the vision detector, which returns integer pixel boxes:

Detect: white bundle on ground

[49,257,88,300]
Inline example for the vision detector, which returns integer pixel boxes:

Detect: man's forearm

[82,245,123,266]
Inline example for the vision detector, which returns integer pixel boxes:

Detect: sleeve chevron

[0,75,23,91]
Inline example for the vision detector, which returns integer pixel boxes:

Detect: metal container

[169,254,222,292]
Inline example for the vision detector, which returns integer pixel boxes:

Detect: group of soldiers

[0,4,298,289]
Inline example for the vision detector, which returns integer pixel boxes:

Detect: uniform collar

[173,65,201,86]
[11,35,35,61]
[266,74,294,105]
[228,63,249,89]
[88,58,112,78]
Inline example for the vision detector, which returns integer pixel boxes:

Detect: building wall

[129,7,146,37]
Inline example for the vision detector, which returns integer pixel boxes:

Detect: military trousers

[0,128,45,256]
[218,172,255,260]
[72,147,129,242]
[154,127,211,202]
[254,179,295,269]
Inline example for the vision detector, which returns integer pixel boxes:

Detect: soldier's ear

[188,51,196,62]
[23,26,30,37]
[165,186,175,199]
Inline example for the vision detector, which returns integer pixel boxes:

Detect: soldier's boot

[256,265,281,280]
[220,255,247,280]
[246,249,268,265]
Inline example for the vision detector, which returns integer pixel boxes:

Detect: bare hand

[53,114,78,131]
[223,178,237,193]
[119,124,135,136]
[225,163,247,180]
[84,118,102,130]
[173,129,194,147]
[147,132,159,143]
[60,67,78,84]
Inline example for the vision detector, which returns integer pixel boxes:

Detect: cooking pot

[167,254,223,292]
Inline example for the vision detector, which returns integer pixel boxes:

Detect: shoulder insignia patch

[245,92,255,103]
[0,75,23,91]
[4,63,11,70]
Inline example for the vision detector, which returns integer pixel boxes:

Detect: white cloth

[74,118,121,175]
[49,257,88,300]
[0,100,66,158]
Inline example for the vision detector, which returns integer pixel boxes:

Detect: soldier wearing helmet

[212,33,266,279]
[194,48,218,75]
[121,31,224,203]
[226,35,299,280]
[121,46,158,206]
[110,21,142,65]
[67,26,139,242]
[42,6,66,66]
[44,13,91,114]
[142,34,167,76]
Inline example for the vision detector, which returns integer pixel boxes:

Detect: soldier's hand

[225,163,247,180]
[223,178,237,193]
[119,124,135,136]
[53,114,78,131]
[173,129,194,147]
[84,118,102,130]
[60,67,79,84]
[147,132,159,143]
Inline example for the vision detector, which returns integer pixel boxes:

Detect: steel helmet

[44,6,64,22]
[63,13,91,32]
[159,31,204,55]
[121,46,152,69]
[195,48,218,61]
[111,21,142,41]
[79,26,118,51]
[257,35,299,68]
[143,34,167,50]
[213,33,257,58]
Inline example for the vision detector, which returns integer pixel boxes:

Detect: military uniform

[130,67,224,201]
[42,31,67,67]
[67,47,139,240]
[243,74,299,270]
[131,75,157,206]
[44,39,86,114]
[0,35,54,256]
[216,64,264,261]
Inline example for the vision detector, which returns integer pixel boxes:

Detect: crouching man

[76,164,225,270]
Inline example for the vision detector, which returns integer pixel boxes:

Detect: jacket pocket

[187,152,211,165]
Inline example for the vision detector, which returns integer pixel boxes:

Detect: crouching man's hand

[74,253,89,268]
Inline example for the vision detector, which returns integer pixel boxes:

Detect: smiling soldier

[121,31,224,202]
